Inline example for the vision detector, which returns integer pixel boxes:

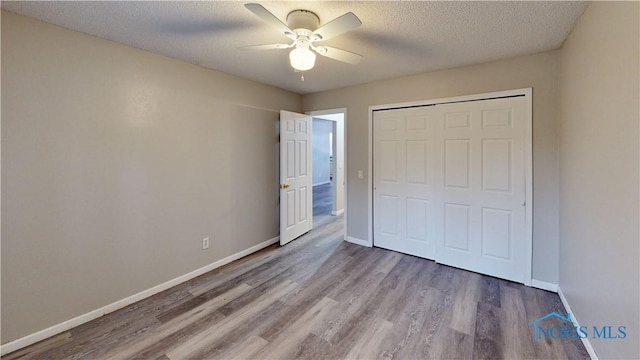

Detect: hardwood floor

[313,183,337,230]
[3,215,588,360]
[313,183,333,218]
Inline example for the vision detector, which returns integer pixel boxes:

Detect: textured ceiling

[2,1,588,94]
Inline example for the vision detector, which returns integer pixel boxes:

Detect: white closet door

[373,107,436,259]
[434,97,526,282]
[372,96,528,283]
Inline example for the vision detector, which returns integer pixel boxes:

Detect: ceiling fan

[239,3,363,73]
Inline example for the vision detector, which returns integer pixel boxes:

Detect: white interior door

[373,107,436,259]
[434,97,526,282]
[372,96,528,283]
[280,110,313,245]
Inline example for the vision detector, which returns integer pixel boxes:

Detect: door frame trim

[367,88,533,285]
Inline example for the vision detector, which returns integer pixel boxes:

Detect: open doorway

[312,118,334,218]
[308,110,346,233]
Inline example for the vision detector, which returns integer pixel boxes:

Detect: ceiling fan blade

[245,3,294,37]
[312,12,361,41]
[238,43,292,51]
[317,46,363,64]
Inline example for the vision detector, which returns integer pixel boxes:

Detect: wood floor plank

[320,256,436,360]
[36,287,191,360]
[100,284,251,360]
[322,310,382,358]
[187,243,307,298]
[428,263,460,308]
[186,215,339,298]
[449,272,482,335]
[155,283,252,324]
[499,285,537,358]
[122,310,226,360]
[164,280,298,360]
[288,333,333,360]
[314,269,387,340]
[210,335,268,360]
[190,300,285,359]
[249,296,338,360]
[478,275,502,308]
[1,332,72,360]
[520,287,561,356]
[3,215,588,360]
[186,248,278,296]
[344,316,394,359]
[326,253,388,302]
[520,286,590,359]
[473,301,504,359]
[374,264,441,359]
[216,273,297,317]
[242,234,339,288]
[397,287,447,360]
[215,236,343,318]
[369,256,426,323]
[257,257,364,343]
[430,327,474,360]
[230,246,374,358]
[373,249,403,275]
[46,312,161,360]
[541,289,590,359]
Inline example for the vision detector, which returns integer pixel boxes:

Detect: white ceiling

[2,1,588,94]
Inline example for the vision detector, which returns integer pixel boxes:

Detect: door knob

[280,184,289,189]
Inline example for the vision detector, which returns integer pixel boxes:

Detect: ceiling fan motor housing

[287,10,320,34]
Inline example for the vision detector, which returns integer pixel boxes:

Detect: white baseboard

[531,279,558,292]
[331,209,344,216]
[558,286,599,360]
[0,236,279,356]
[313,181,331,186]
[345,236,372,247]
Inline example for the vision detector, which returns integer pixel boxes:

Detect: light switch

[357,170,364,179]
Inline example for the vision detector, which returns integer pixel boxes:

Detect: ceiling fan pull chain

[301,72,305,82]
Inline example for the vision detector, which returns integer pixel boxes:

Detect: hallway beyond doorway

[313,183,334,227]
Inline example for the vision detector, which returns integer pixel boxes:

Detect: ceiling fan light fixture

[243,3,363,74]
[289,46,316,71]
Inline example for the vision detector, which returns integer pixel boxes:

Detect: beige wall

[303,51,561,284]
[1,11,301,343]
[558,2,639,359]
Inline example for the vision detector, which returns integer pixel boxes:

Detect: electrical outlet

[202,237,209,250]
